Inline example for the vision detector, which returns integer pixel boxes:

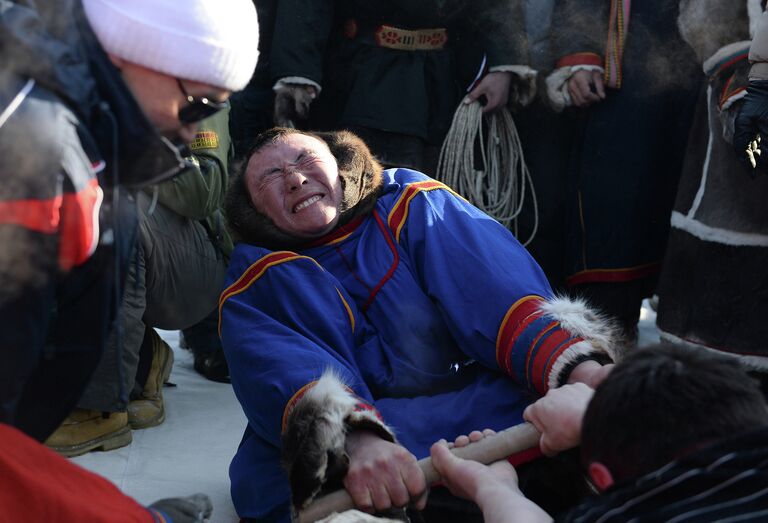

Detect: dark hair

[581,344,768,482]
[223,127,384,249]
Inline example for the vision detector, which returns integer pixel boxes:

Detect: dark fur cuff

[281,372,395,510]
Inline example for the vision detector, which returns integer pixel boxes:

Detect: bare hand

[466,72,512,113]
[567,70,606,108]
[450,428,496,449]
[523,383,593,456]
[273,83,317,127]
[344,431,427,512]
[567,360,614,389]
[430,439,519,502]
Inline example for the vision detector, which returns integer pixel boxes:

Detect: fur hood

[224,130,384,251]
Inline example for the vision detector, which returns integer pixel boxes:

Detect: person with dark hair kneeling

[430,344,768,522]
[220,128,618,521]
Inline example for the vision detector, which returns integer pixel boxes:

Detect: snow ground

[72,329,245,522]
[72,304,660,522]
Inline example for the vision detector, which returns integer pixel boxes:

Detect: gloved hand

[148,493,213,523]
[733,80,768,176]
[273,83,317,128]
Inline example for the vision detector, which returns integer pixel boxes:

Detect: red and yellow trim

[281,381,319,433]
[706,50,749,80]
[604,0,630,89]
[495,295,545,375]
[387,180,461,242]
[362,211,400,311]
[523,321,559,389]
[218,251,320,335]
[556,52,603,69]
[565,262,660,286]
[305,215,365,248]
[335,288,356,332]
[528,329,583,395]
[719,74,747,110]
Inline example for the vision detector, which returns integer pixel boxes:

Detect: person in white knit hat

[37,0,264,456]
[83,0,259,141]
[0,0,257,476]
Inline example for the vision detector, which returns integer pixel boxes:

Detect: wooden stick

[297,422,541,523]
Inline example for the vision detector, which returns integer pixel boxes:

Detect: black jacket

[0,0,185,439]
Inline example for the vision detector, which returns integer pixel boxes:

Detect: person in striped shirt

[431,343,768,522]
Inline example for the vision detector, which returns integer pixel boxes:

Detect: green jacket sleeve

[152,106,231,221]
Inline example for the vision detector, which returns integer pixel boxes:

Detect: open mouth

[293,194,323,213]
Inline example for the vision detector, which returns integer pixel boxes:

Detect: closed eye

[296,151,321,168]
[260,166,282,178]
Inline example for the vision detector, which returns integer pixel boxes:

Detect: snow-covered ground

[72,330,246,522]
[72,303,661,522]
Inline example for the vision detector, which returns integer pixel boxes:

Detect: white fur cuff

[703,41,751,76]
[545,65,604,112]
[538,295,619,387]
[273,76,322,94]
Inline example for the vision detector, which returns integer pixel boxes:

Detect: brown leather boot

[45,409,132,457]
[128,329,174,429]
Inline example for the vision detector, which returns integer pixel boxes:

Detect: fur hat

[82,0,259,91]
[225,129,384,250]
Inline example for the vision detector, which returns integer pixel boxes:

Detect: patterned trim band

[374,25,448,51]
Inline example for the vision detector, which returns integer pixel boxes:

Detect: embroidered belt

[344,19,448,51]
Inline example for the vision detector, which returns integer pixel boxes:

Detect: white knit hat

[83,0,259,91]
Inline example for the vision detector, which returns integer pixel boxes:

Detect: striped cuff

[556,52,603,69]
[496,296,617,395]
[148,508,170,523]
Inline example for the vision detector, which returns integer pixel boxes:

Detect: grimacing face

[245,134,344,238]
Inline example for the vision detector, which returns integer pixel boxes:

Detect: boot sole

[48,426,133,458]
[128,404,165,430]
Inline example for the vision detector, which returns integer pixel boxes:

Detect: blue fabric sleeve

[220,251,376,447]
[393,176,567,393]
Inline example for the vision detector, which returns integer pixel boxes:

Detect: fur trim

[224,129,384,250]
[749,0,764,38]
[547,340,602,391]
[545,66,572,112]
[487,65,538,107]
[538,295,620,361]
[670,211,768,246]
[544,65,604,112]
[281,371,395,510]
[273,76,322,93]
[315,131,384,223]
[721,88,748,111]
[317,510,402,523]
[703,41,751,76]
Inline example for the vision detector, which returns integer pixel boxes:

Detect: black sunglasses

[176,78,227,124]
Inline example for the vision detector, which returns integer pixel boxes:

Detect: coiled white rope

[436,101,538,245]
